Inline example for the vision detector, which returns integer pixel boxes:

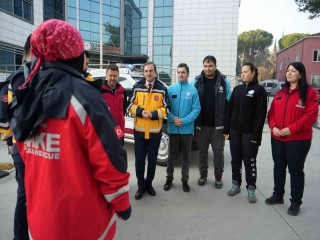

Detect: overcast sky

[238,0,320,42]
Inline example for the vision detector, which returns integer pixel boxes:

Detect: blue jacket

[167,80,200,134]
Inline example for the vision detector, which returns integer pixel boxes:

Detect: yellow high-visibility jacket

[127,78,169,139]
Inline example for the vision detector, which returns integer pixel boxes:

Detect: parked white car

[259,79,278,96]
[88,69,169,166]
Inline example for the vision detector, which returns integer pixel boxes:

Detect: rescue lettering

[24,133,61,160]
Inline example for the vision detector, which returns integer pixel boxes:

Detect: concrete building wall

[171,0,240,81]
[0,0,43,48]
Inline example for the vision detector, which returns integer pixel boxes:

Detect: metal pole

[76,0,79,30]
[100,0,103,68]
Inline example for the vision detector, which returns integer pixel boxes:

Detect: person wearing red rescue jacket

[101,64,127,146]
[7,19,131,240]
[265,62,318,216]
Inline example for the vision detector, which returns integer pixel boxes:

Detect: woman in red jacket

[265,62,318,216]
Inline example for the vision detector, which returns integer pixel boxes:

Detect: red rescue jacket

[268,86,318,141]
[12,62,130,240]
[101,82,126,131]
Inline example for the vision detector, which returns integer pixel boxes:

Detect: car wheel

[157,125,169,166]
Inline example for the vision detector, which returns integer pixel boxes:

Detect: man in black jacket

[7,35,33,240]
[193,55,231,188]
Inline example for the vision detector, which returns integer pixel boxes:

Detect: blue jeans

[12,145,29,240]
[134,136,161,189]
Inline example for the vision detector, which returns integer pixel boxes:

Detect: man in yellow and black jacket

[127,62,169,200]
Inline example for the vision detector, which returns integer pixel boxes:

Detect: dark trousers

[271,138,311,205]
[229,129,259,188]
[197,127,225,177]
[12,146,29,240]
[134,136,161,189]
[166,134,193,182]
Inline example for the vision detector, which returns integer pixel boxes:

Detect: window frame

[43,0,65,21]
[311,74,320,88]
[312,49,320,62]
[0,0,34,23]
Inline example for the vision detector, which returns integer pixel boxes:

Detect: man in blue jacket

[163,63,200,192]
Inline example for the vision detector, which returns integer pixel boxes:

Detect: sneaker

[287,202,300,216]
[163,179,173,191]
[215,176,223,189]
[182,181,190,192]
[198,175,207,186]
[247,186,256,203]
[265,194,284,205]
[228,181,241,196]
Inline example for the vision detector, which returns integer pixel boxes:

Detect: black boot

[182,181,190,192]
[163,177,173,191]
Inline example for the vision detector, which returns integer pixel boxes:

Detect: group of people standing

[128,52,318,219]
[4,19,319,240]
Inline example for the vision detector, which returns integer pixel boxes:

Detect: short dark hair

[143,62,157,73]
[84,50,91,58]
[203,55,216,65]
[242,62,258,84]
[106,64,119,73]
[24,34,31,56]
[177,63,189,74]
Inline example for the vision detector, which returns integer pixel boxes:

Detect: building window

[0,44,24,80]
[311,74,320,88]
[43,0,65,21]
[0,0,33,22]
[313,50,320,62]
[279,61,283,71]
[124,0,147,55]
[295,53,300,62]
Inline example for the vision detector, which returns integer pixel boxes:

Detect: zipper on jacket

[238,86,246,122]
[177,83,183,134]
[282,92,291,141]
[143,95,145,106]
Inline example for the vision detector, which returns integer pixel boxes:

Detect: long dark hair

[285,62,308,104]
[242,62,258,84]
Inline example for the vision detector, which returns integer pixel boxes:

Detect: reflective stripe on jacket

[127,78,169,139]
[14,62,130,240]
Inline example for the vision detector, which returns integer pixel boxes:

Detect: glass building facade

[153,0,172,81]
[44,0,65,21]
[67,0,121,64]
[124,0,147,56]
[66,0,172,81]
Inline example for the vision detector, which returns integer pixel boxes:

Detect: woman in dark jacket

[226,62,267,203]
[265,62,318,216]
[8,19,131,239]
